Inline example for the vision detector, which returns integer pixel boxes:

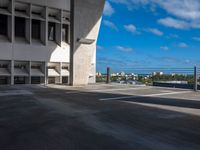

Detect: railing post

[106,67,110,84]
[194,66,198,91]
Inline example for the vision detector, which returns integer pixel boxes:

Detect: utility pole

[106,67,110,84]
[194,66,198,91]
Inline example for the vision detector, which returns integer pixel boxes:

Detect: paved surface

[0,84,200,150]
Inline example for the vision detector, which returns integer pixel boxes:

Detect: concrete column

[60,62,63,84]
[26,19,31,44]
[56,10,62,46]
[11,60,14,85]
[70,0,105,86]
[44,62,48,85]
[29,61,31,84]
[26,4,31,44]
[11,0,15,43]
[56,23,62,46]
[45,7,48,45]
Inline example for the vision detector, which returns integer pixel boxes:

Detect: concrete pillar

[29,61,31,84]
[11,60,14,85]
[26,4,31,44]
[69,0,105,86]
[44,62,48,85]
[45,7,48,46]
[11,0,15,43]
[60,62,63,84]
[56,10,62,46]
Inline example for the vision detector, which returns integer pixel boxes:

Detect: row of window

[0,14,69,43]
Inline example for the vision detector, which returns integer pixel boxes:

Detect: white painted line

[65,91,82,94]
[99,91,192,101]
[142,91,192,97]
[91,87,151,92]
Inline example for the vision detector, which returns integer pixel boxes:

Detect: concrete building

[0,0,105,85]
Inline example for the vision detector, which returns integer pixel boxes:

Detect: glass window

[15,17,25,37]
[0,14,7,36]
[48,22,55,41]
[32,19,41,40]
[62,24,69,43]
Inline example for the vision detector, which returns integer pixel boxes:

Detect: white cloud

[160,46,169,51]
[103,1,115,16]
[97,45,104,50]
[178,42,188,48]
[155,0,200,21]
[147,28,163,36]
[185,59,190,64]
[124,24,138,34]
[110,0,200,30]
[116,46,134,52]
[193,37,200,41]
[158,17,189,29]
[103,20,118,31]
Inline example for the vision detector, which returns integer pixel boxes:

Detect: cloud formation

[116,46,134,52]
[193,37,200,41]
[103,20,118,31]
[160,46,169,51]
[147,28,163,36]
[110,0,200,29]
[103,1,115,16]
[124,24,138,34]
[178,42,188,48]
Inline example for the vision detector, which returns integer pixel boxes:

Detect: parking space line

[99,91,192,101]
[90,87,151,92]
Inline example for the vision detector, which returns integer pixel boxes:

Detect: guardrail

[97,66,200,91]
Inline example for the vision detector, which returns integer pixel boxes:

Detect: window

[0,14,8,36]
[48,22,55,41]
[32,19,41,40]
[31,65,41,69]
[62,24,69,43]
[62,66,68,70]
[14,65,26,69]
[15,17,25,37]
[0,64,8,68]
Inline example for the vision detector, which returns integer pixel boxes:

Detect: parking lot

[0,84,200,150]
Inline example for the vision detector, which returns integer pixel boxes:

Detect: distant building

[96,72,102,76]
[119,72,125,76]
[153,72,164,76]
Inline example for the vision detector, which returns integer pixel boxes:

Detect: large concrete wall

[70,0,105,85]
[0,0,70,63]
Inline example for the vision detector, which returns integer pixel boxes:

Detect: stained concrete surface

[0,84,200,150]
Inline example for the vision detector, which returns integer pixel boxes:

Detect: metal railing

[96,66,200,91]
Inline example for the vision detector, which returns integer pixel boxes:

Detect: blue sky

[96,0,200,73]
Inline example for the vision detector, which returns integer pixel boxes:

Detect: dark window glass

[14,65,26,69]
[15,17,25,37]
[0,14,7,36]
[48,22,55,41]
[62,66,68,70]
[32,19,41,39]
[62,24,69,43]
[0,64,8,68]
[31,66,41,69]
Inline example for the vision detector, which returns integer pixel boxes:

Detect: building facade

[0,0,105,85]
